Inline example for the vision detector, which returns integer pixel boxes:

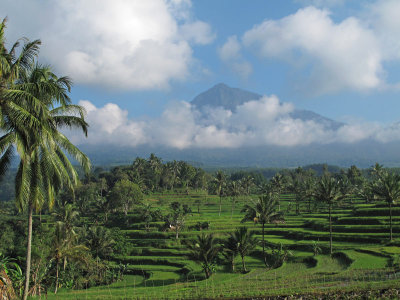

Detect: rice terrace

[2,1,400,299]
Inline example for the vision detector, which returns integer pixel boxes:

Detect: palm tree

[288,174,305,215]
[241,175,254,199]
[227,227,257,273]
[214,170,226,216]
[165,202,191,240]
[271,173,285,211]
[51,221,88,294]
[228,180,242,219]
[0,19,43,179]
[356,179,375,204]
[371,171,400,241]
[313,173,346,255]
[241,190,282,266]
[0,28,90,299]
[148,153,162,190]
[132,157,147,176]
[186,233,220,279]
[222,235,239,272]
[85,225,115,259]
[53,204,80,242]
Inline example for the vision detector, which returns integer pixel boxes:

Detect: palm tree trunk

[262,222,267,266]
[389,202,393,241]
[54,260,59,294]
[329,204,333,256]
[231,198,234,219]
[241,255,246,272]
[231,254,235,272]
[23,203,34,300]
[219,195,222,216]
[204,268,210,279]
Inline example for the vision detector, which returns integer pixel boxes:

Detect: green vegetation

[1,19,400,300]
[1,154,400,299]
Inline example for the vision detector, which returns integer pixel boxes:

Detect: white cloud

[70,100,148,147]
[2,0,214,90]
[218,36,253,79]
[180,21,216,45]
[295,0,345,8]
[367,0,400,61]
[242,6,383,95]
[68,96,400,149]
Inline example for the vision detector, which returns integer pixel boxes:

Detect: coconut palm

[313,173,346,255]
[214,170,226,216]
[85,226,115,259]
[51,221,88,294]
[227,227,257,273]
[228,180,242,219]
[241,190,283,266]
[186,233,220,279]
[241,175,254,198]
[222,235,239,272]
[0,28,90,299]
[53,204,80,243]
[271,173,285,211]
[371,171,400,241]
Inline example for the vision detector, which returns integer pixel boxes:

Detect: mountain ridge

[191,83,344,130]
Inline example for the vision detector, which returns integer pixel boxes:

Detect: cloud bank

[67,96,400,149]
[220,0,400,95]
[2,0,215,90]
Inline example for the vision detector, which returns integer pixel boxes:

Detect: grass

[45,193,400,299]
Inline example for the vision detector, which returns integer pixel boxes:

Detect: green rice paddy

[47,193,400,299]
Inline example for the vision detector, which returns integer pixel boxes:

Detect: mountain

[191,83,344,130]
[76,83,400,168]
[191,83,262,111]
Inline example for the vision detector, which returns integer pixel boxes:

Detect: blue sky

[3,0,400,149]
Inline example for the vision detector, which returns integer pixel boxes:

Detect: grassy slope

[47,193,400,299]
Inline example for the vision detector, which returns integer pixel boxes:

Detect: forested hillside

[2,154,400,298]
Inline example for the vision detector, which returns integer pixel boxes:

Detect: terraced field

[49,192,400,299]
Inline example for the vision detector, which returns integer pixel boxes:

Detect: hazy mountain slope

[77,83,400,168]
[78,141,400,168]
[191,83,262,111]
[191,83,344,130]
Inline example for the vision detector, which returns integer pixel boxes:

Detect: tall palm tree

[371,171,400,241]
[53,204,80,243]
[51,221,88,294]
[186,233,220,279]
[313,173,346,255]
[271,173,285,211]
[0,27,90,299]
[148,153,162,190]
[241,190,282,266]
[0,19,43,179]
[85,225,115,260]
[228,180,242,219]
[222,234,239,272]
[241,175,254,199]
[214,170,226,216]
[227,227,257,273]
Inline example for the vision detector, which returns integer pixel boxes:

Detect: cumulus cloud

[242,6,382,95]
[218,36,252,79]
[294,0,346,8]
[180,21,216,45]
[367,0,400,61]
[67,96,400,149]
[2,0,214,90]
[68,100,149,147]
